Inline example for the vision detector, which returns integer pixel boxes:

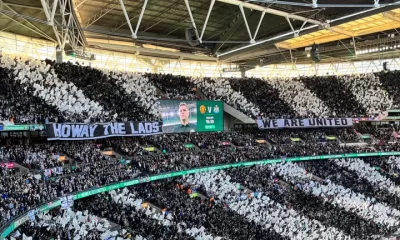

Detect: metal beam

[253,11,265,40]
[40,0,87,49]
[216,2,398,59]
[203,12,239,40]
[141,0,182,32]
[86,38,218,61]
[70,0,88,46]
[216,0,323,26]
[50,0,58,24]
[164,2,222,37]
[83,25,212,52]
[214,11,257,53]
[82,1,116,28]
[200,0,215,41]
[40,0,63,47]
[0,11,56,42]
[285,16,296,36]
[113,12,138,30]
[239,4,254,43]
[0,2,56,42]
[183,0,200,42]
[165,0,217,40]
[134,0,148,36]
[40,0,52,24]
[118,0,136,38]
[246,0,399,8]
[1,2,46,11]
[73,0,90,9]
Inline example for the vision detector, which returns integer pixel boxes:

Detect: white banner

[257,118,353,129]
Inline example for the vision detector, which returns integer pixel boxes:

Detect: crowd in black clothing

[71,182,285,240]
[2,130,400,239]
[356,124,398,141]
[226,166,385,239]
[3,55,400,239]
[376,70,400,108]
[0,65,60,124]
[0,157,139,228]
[193,77,260,118]
[145,73,198,100]
[0,142,106,170]
[0,55,399,125]
[183,158,400,239]
[35,154,400,240]
[300,76,367,117]
[299,158,400,211]
[0,127,368,172]
[229,78,297,119]
[0,127,373,237]
[45,60,159,122]
[14,207,134,240]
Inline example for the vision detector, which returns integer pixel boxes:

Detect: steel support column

[83,2,116,28]
[216,0,323,26]
[118,0,136,38]
[41,0,86,50]
[200,0,215,41]
[135,0,148,36]
[183,0,200,42]
[239,4,254,43]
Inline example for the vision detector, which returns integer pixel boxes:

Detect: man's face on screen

[179,105,189,121]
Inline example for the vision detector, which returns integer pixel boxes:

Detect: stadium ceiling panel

[0,0,399,64]
[275,9,400,49]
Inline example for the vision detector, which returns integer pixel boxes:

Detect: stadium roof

[0,0,399,67]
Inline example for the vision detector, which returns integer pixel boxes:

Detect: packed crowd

[183,156,400,239]
[70,183,282,240]
[145,73,198,100]
[0,134,398,238]
[0,55,161,124]
[0,156,139,228]
[229,77,297,119]
[376,70,400,109]
[45,60,160,122]
[12,208,133,240]
[0,54,399,124]
[13,155,400,239]
[0,141,107,170]
[0,125,380,238]
[2,55,400,239]
[192,74,393,119]
[0,126,365,170]
[193,77,260,118]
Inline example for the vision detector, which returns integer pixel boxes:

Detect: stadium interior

[1,0,400,239]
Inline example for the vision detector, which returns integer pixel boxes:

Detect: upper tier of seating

[0,54,396,124]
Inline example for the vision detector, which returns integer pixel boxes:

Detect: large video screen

[159,100,224,133]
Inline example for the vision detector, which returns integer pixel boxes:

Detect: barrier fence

[1,151,400,239]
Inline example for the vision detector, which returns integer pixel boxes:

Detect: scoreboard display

[196,100,224,132]
[159,100,224,133]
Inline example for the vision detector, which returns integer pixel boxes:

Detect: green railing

[2,151,400,239]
